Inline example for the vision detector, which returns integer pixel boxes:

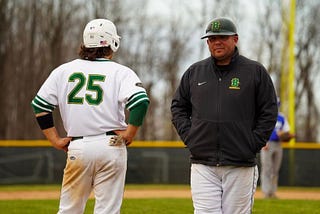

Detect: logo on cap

[211,21,221,32]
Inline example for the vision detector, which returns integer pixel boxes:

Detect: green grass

[253,199,320,214]
[0,185,320,213]
[0,199,320,213]
[0,199,193,214]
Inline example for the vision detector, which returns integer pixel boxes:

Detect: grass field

[0,198,320,213]
[0,185,319,213]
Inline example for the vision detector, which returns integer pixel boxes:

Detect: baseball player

[171,17,278,213]
[31,18,149,214]
[260,98,294,198]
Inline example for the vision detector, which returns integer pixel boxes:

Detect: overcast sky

[143,0,263,71]
[145,0,261,51]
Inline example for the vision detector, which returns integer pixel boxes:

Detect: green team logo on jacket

[229,78,240,90]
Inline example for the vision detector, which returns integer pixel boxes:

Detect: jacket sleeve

[171,71,192,142]
[253,66,278,152]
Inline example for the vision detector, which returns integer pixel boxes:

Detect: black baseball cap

[201,18,237,39]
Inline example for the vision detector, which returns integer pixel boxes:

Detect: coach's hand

[262,143,269,151]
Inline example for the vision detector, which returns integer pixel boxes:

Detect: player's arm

[115,93,149,145]
[31,96,70,151]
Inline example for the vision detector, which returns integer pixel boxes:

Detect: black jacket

[171,49,278,167]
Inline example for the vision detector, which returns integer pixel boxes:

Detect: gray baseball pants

[260,141,283,197]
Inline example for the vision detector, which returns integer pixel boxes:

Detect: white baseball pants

[57,133,127,214]
[191,164,258,214]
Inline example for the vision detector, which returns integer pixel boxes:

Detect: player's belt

[71,131,117,141]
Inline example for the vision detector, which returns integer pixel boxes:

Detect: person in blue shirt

[260,98,294,198]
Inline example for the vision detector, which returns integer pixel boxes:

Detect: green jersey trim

[31,95,56,114]
[126,91,149,110]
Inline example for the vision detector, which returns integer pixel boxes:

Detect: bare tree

[254,0,282,89]
[123,6,165,140]
[0,0,15,138]
[1,0,319,142]
[0,0,84,139]
[159,14,192,140]
[294,0,320,141]
[254,0,320,142]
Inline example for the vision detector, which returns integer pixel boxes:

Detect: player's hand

[114,130,134,146]
[278,131,295,142]
[42,127,71,152]
[53,137,71,152]
[113,125,139,146]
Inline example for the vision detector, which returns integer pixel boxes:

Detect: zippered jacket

[171,48,278,167]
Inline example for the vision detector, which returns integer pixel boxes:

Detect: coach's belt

[71,131,117,141]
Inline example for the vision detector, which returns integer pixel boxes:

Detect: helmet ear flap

[110,36,120,52]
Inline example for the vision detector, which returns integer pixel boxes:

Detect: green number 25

[68,73,106,105]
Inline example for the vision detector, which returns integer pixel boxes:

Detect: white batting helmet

[83,19,121,52]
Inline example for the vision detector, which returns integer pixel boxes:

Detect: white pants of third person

[260,141,282,197]
[57,133,127,214]
[191,164,258,214]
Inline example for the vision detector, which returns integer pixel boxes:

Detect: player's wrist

[36,112,54,130]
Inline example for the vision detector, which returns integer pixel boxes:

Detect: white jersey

[33,59,148,136]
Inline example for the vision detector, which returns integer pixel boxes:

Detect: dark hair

[78,44,113,61]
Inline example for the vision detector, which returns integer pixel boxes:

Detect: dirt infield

[0,189,320,200]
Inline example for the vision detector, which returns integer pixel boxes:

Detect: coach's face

[207,35,238,65]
